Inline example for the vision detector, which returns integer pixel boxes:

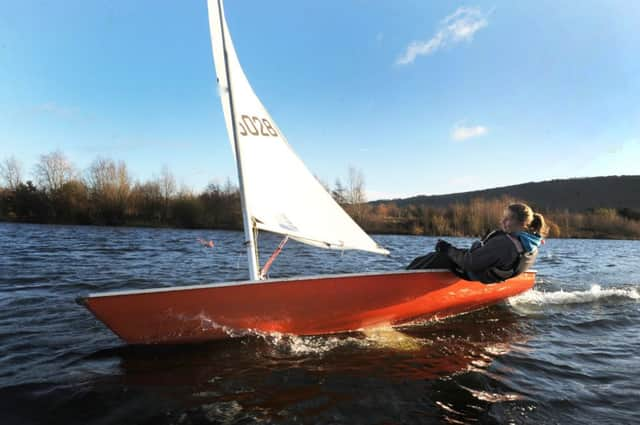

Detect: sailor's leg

[406,251,452,270]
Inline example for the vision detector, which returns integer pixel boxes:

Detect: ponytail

[508,203,547,236]
[529,213,547,236]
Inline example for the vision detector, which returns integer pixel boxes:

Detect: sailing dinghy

[78,0,535,344]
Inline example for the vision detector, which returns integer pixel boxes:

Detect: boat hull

[79,270,535,344]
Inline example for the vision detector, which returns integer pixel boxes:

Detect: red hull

[79,270,535,344]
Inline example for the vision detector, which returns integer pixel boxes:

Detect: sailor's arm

[443,239,504,272]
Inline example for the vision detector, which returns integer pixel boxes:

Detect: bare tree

[129,180,162,221]
[0,156,23,190]
[87,157,131,203]
[116,160,131,205]
[346,166,366,205]
[345,166,367,222]
[223,177,236,195]
[84,157,131,223]
[158,164,176,221]
[177,182,193,197]
[34,150,75,192]
[332,178,346,204]
[87,157,112,196]
[159,165,176,200]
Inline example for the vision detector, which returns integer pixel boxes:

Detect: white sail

[207,0,389,256]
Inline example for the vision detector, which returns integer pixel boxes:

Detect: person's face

[501,209,523,233]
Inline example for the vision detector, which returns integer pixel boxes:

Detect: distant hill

[372,176,640,212]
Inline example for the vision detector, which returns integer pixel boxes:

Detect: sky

[1,0,639,200]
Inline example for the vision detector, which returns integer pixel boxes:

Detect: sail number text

[237,115,278,137]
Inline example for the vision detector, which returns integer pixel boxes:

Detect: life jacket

[470,230,538,283]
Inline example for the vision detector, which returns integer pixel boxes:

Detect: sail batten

[207,0,389,258]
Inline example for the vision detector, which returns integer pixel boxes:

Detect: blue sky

[1,0,639,200]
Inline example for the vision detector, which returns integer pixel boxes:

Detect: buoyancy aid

[479,230,538,283]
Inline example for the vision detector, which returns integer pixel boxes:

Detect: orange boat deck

[79,269,536,344]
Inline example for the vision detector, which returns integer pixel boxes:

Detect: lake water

[1,223,639,424]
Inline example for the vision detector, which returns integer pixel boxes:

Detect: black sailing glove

[435,239,452,254]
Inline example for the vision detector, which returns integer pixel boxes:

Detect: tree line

[351,199,640,239]
[1,152,639,239]
[0,152,240,229]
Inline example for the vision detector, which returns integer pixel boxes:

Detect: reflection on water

[0,306,533,424]
[1,223,640,424]
[43,306,529,424]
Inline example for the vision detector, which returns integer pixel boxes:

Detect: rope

[259,236,289,279]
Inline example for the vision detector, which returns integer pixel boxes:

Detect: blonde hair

[508,203,547,236]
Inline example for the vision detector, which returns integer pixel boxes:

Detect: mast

[215,0,260,280]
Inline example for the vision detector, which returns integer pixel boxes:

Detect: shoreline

[2,218,638,241]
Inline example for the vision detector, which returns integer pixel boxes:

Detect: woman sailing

[408,203,546,283]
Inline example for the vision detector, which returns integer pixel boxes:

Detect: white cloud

[451,124,488,141]
[396,7,488,65]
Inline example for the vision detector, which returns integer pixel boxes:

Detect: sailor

[407,203,546,283]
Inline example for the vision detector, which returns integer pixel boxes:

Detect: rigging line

[260,236,289,280]
[253,223,260,273]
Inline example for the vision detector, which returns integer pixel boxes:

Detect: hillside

[372,176,640,212]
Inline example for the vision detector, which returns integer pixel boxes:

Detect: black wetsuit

[407,231,538,284]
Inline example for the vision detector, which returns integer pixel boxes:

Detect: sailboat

[77,0,535,344]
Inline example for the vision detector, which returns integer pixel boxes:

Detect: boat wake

[508,284,639,312]
[170,310,425,354]
[255,332,366,355]
[232,326,426,356]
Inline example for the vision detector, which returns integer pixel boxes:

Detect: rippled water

[1,223,639,424]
